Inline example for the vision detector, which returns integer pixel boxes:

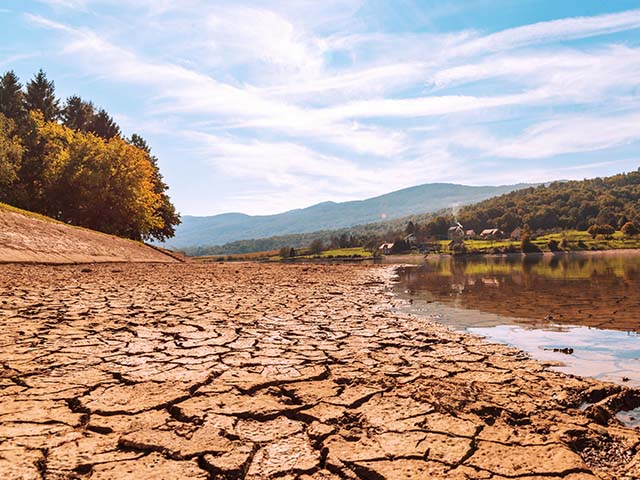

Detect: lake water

[393,251,640,390]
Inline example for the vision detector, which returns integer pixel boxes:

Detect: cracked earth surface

[1,263,640,480]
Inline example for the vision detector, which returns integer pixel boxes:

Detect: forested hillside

[456,170,640,233]
[0,69,179,241]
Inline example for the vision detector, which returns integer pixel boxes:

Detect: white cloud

[17,4,640,214]
[203,6,325,80]
[425,111,640,161]
[492,113,640,159]
[454,8,640,57]
[431,45,640,90]
[35,0,87,8]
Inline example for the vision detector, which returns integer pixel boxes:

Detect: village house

[465,229,477,239]
[447,225,465,241]
[378,242,394,255]
[404,233,417,246]
[480,228,503,240]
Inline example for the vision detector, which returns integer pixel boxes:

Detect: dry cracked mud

[1,262,639,480]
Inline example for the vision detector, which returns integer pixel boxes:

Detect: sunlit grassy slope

[439,230,640,253]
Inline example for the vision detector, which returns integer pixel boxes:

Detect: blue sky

[1,1,640,216]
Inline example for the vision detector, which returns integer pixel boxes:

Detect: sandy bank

[0,204,177,263]
[0,263,638,479]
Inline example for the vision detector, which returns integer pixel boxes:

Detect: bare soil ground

[1,263,639,479]
[0,206,177,263]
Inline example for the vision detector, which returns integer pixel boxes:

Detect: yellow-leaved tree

[0,114,22,191]
[43,122,164,240]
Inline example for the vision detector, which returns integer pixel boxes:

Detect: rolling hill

[162,182,533,250]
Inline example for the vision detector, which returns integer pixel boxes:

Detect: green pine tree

[24,69,61,122]
[89,108,121,139]
[62,95,95,132]
[0,71,27,124]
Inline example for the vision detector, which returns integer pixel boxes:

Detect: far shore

[421,247,640,260]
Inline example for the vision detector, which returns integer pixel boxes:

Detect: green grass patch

[435,230,640,254]
[316,247,372,258]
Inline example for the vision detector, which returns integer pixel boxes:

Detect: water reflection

[394,251,640,387]
[397,252,640,332]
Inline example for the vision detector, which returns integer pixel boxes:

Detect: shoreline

[383,247,640,262]
[1,262,639,478]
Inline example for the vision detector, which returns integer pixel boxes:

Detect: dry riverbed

[1,263,639,479]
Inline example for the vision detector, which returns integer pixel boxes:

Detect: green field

[437,230,640,254]
[311,247,372,258]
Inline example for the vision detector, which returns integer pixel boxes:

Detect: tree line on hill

[0,69,179,241]
[455,171,640,233]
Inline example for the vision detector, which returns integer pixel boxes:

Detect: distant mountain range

[161,182,535,250]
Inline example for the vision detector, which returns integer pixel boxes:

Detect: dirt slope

[0,204,178,264]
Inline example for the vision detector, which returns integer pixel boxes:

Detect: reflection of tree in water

[400,253,640,332]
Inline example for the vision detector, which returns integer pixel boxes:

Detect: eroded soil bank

[1,263,639,479]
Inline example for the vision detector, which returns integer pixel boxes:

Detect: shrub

[309,239,324,255]
[600,224,615,239]
[588,224,615,239]
[521,234,541,253]
[548,239,560,252]
[622,221,640,237]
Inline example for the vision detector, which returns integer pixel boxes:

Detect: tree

[9,111,73,211]
[424,216,450,238]
[46,132,164,239]
[128,133,180,241]
[0,114,22,194]
[24,69,60,122]
[391,237,409,253]
[520,232,540,253]
[622,222,640,237]
[309,239,324,255]
[90,108,121,139]
[0,71,26,125]
[405,221,416,235]
[62,96,95,132]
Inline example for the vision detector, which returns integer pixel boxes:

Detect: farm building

[378,243,394,255]
[480,228,503,240]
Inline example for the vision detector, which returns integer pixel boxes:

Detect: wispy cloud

[453,9,640,56]
[14,3,640,214]
[491,112,640,159]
